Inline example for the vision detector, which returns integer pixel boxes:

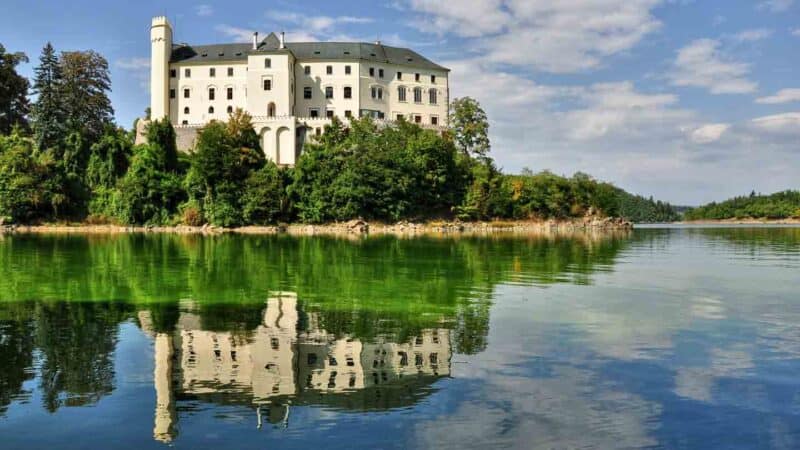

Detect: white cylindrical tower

[150,16,173,121]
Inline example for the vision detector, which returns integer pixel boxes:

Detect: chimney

[280,31,285,49]
[252,32,258,50]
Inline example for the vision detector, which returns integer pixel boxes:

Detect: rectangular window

[169,89,175,99]
[378,111,385,119]
[182,120,188,125]
[414,115,421,124]
[304,65,311,75]
[326,65,332,75]
[344,86,352,99]
[309,108,319,118]
[265,58,271,68]
[227,67,234,77]
[345,110,352,118]
[378,68,384,78]
[398,87,406,102]
[397,114,404,120]
[185,68,191,78]
[345,65,351,75]
[183,88,190,99]
[397,71,402,80]
[369,67,375,77]
[415,73,420,82]
[209,88,215,100]
[431,116,438,125]
[326,110,334,118]
[414,88,422,103]
[429,89,437,105]
[170,69,176,78]
[209,67,215,77]
[227,87,233,100]
[304,87,312,99]
[325,86,333,99]
[263,79,271,91]
[431,75,436,83]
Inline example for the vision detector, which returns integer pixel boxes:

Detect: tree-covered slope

[684,190,800,220]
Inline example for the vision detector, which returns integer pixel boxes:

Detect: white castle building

[148,16,450,165]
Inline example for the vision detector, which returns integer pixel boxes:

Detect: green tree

[59,50,114,143]
[31,42,67,150]
[0,132,55,222]
[242,161,287,225]
[449,97,490,158]
[0,44,30,134]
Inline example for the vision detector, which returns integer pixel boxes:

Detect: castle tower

[150,16,172,120]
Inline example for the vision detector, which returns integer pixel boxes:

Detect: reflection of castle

[137,293,451,443]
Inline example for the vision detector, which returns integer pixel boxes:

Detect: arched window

[428,88,437,105]
[267,102,276,117]
[398,86,407,102]
[208,87,215,101]
[208,106,214,114]
[227,105,233,114]
[413,87,422,103]
[184,106,190,114]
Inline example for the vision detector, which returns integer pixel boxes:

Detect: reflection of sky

[1,228,800,449]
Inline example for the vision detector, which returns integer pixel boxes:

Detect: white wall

[294,60,361,119]
[168,62,248,125]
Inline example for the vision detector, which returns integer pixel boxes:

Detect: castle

[149,16,450,165]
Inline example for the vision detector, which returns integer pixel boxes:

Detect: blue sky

[1,0,798,204]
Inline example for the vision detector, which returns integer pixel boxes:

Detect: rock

[345,219,369,233]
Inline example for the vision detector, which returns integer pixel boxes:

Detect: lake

[0,227,798,449]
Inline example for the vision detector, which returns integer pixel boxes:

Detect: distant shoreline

[0,218,634,236]
[677,218,800,225]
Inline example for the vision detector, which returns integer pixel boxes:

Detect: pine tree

[31,42,67,151]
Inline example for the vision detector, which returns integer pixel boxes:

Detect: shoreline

[0,217,634,237]
[677,218,800,225]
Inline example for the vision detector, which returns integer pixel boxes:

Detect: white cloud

[792,28,800,36]
[750,112,800,133]
[195,4,213,17]
[689,123,730,144]
[732,28,773,42]
[215,24,258,43]
[266,11,373,34]
[668,39,757,94]
[116,57,149,70]
[756,88,800,104]
[757,0,794,12]
[403,0,663,73]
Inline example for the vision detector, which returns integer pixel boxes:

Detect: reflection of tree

[34,301,131,411]
[691,227,800,254]
[0,303,36,416]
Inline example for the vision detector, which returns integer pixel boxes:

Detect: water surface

[0,227,798,449]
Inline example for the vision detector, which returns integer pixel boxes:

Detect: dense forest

[684,190,800,220]
[0,42,680,226]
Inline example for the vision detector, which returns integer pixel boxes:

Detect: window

[431,116,438,126]
[184,107,190,114]
[397,86,406,102]
[264,58,271,68]
[209,67,215,77]
[304,87,312,99]
[227,67,233,77]
[267,102,276,117]
[309,108,319,118]
[169,89,175,99]
[397,71,402,80]
[378,68,384,78]
[208,87,215,100]
[378,111,385,119]
[431,75,436,83]
[170,69,176,78]
[345,65,351,75]
[263,79,271,91]
[227,87,233,100]
[397,114,404,120]
[414,115,421,124]
[181,120,188,125]
[371,86,383,100]
[326,110,334,118]
[325,86,333,99]
[413,87,422,103]
[326,65,332,75]
[415,73,420,82]
[429,88,437,105]
[185,68,191,78]
[183,88,190,99]
[227,105,233,113]
[304,65,311,75]
[345,110,352,118]
[208,106,214,114]
[369,67,375,77]
[344,86,352,99]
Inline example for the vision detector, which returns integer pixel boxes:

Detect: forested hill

[614,190,680,223]
[684,190,800,220]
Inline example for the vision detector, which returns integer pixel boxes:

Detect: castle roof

[170,33,449,71]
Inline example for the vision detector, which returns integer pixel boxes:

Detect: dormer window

[264,58,271,68]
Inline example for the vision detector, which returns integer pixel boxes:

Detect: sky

[1,0,798,205]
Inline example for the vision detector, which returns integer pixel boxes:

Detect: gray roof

[170,33,448,71]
